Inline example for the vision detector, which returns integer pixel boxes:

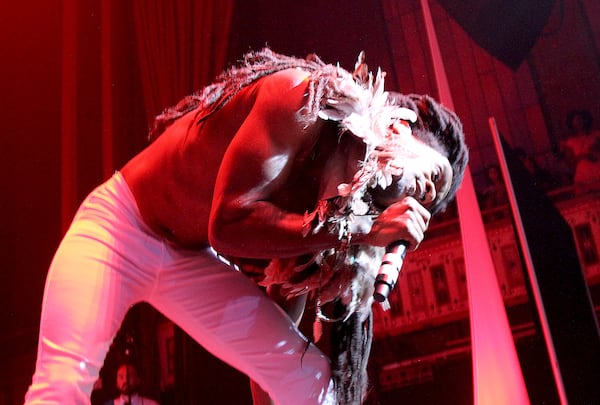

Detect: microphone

[373,241,408,303]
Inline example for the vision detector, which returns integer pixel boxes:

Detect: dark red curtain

[133,0,234,127]
[436,0,556,69]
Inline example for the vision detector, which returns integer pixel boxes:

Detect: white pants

[24,173,334,405]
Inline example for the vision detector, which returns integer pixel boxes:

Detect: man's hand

[360,196,431,250]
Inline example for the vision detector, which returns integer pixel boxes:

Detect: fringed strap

[331,301,373,405]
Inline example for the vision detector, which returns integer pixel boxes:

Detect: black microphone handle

[373,241,408,303]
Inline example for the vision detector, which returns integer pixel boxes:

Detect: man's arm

[208,69,430,258]
[208,69,336,258]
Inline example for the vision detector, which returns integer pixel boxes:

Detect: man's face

[116,364,140,395]
[370,122,453,211]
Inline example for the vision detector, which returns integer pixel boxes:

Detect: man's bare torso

[121,69,363,249]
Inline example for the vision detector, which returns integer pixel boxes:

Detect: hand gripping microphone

[373,241,408,303]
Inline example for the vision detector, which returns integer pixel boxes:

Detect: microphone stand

[124,333,134,405]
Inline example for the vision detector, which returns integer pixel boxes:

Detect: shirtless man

[24,49,467,405]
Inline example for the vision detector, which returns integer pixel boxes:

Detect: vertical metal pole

[61,0,78,233]
[419,1,530,403]
[489,117,569,405]
[101,0,114,178]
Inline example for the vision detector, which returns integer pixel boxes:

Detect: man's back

[121,68,360,251]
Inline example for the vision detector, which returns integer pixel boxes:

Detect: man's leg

[24,174,162,404]
[150,248,335,405]
[250,289,308,405]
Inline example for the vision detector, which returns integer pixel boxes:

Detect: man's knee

[25,359,97,404]
[270,345,332,404]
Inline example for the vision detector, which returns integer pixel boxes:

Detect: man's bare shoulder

[251,69,312,112]
[231,68,323,146]
[260,68,312,91]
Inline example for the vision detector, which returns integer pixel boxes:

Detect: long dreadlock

[148,48,341,141]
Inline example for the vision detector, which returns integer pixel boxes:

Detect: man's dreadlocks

[148,48,339,141]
